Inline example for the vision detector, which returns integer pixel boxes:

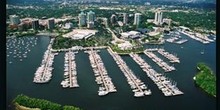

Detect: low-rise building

[63,29,98,40]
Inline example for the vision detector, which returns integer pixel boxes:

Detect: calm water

[7,33,216,110]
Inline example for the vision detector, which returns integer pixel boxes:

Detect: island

[193,63,216,97]
[13,94,82,110]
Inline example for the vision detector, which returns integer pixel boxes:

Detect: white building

[63,22,73,29]
[110,14,117,24]
[63,29,98,40]
[154,9,163,25]
[87,11,95,22]
[134,13,141,26]
[9,15,20,25]
[163,18,172,27]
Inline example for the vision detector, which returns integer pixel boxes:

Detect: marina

[6,36,38,63]
[144,49,175,72]
[165,32,188,44]
[85,48,117,96]
[33,38,56,83]
[61,50,79,88]
[129,53,184,96]
[107,48,151,97]
[6,35,216,110]
[157,48,180,63]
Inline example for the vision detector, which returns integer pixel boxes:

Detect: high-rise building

[9,15,21,25]
[87,11,95,28]
[78,12,86,27]
[154,9,163,25]
[32,19,39,30]
[134,13,141,25]
[87,11,95,22]
[110,14,117,24]
[123,13,128,24]
[47,18,55,30]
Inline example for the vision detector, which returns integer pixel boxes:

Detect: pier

[129,53,183,96]
[51,46,107,52]
[144,49,175,72]
[33,38,57,83]
[107,47,151,97]
[61,50,79,88]
[157,49,180,63]
[86,48,116,96]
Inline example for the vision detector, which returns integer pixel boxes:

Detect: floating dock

[33,38,57,83]
[86,48,116,96]
[61,50,79,88]
[144,49,175,72]
[129,53,183,96]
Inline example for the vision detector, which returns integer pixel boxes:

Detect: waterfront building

[78,12,86,27]
[121,31,141,39]
[154,9,163,25]
[87,11,95,28]
[32,19,39,30]
[9,15,21,25]
[103,18,108,27]
[110,14,117,24]
[123,13,128,24]
[134,13,141,26]
[47,18,55,30]
[63,29,97,40]
[118,41,133,50]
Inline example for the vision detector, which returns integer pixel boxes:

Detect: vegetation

[163,11,216,31]
[110,44,144,55]
[52,35,111,49]
[194,63,216,97]
[13,94,81,110]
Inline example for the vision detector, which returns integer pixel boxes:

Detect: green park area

[13,94,82,110]
[194,63,216,97]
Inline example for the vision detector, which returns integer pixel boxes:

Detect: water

[6,34,216,110]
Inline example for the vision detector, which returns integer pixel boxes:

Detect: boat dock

[179,30,214,44]
[61,50,79,88]
[86,48,116,96]
[129,53,183,96]
[144,49,175,72]
[107,48,151,97]
[165,33,188,44]
[33,38,57,83]
[51,46,107,52]
[157,49,180,63]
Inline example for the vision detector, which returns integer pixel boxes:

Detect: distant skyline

[7,0,216,4]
